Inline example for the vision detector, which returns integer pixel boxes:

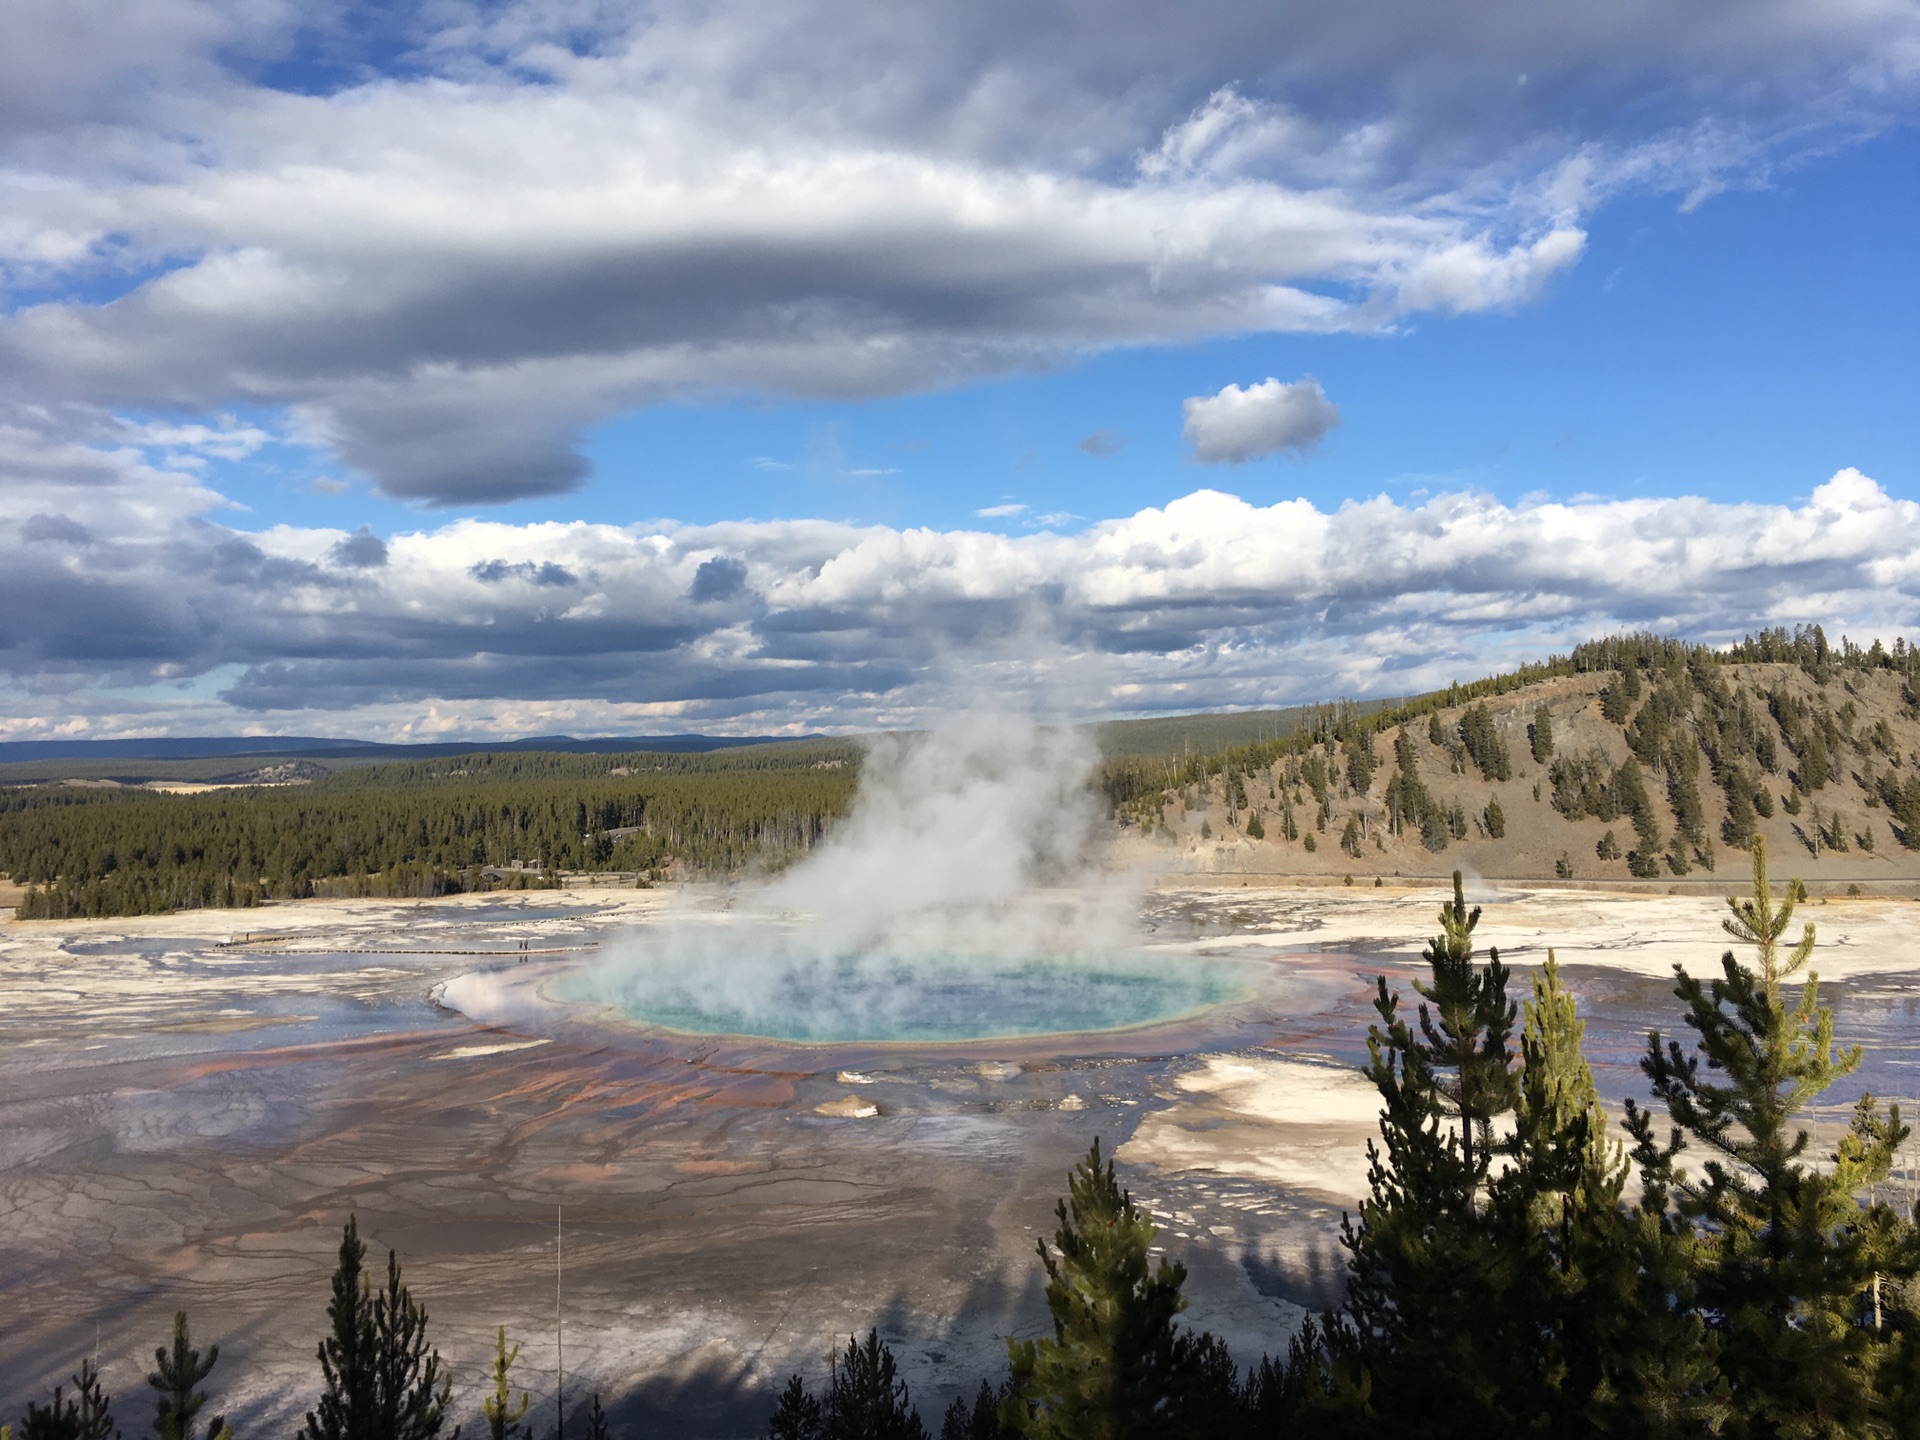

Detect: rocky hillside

[1108,633,1920,887]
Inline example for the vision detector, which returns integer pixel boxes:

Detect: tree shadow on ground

[585,1268,1048,1440]
[1237,1238,1347,1313]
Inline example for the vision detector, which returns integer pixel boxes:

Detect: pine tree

[75,1361,117,1440]
[1321,873,1522,1434]
[1625,836,1920,1434]
[21,1386,81,1440]
[1238,1320,1329,1435]
[1456,703,1511,781]
[1890,776,1920,848]
[1344,732,1378,794]
[303,1217,377,1440]
[1509,955,1617,1232]
[581,1395,610,1440]
[22,1360,122,1440]
[766,1376,825,1440]
[1317,876,1729,1434]
[1178,1334,1250,1439]
[1530,703,1555,764]
[372,1247,455,1440]
[1602,674,1635,724]
[826,1332,927,1440]
[1667,745,1706,851]
[1723,777,1756,848]
[1802,730,1832,790]
[1003,1140,1199,1439]
[148,1315,227,1440]
[481,1330,530,1440]
[1414,873,1517,1180]
[1497,955,1723,1434]
[938,1383,1007,1440]
[1484,797,1505,839]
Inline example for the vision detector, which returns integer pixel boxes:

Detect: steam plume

[561,711,1169,1042]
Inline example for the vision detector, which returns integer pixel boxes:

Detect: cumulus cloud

[470,558,577,587]
[688,555,749,603]
[20,512,92,546]
[328,526,388,568]
[1184,377,1340,463]
[0,463,1916,739]
[0,0,1910,503]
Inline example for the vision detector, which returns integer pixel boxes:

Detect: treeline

[1571,624,1920,686]
[17,847,1919,1437]
[313,744,856,792]
[0,745,860,919]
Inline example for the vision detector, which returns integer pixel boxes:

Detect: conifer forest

[0,744,861,918]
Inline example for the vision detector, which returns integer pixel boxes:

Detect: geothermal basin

[6,881,1920,1440]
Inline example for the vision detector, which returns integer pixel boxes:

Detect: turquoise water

[556,949,1258,1044]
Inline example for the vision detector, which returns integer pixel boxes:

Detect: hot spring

[537,712,1267,1046]
[553,946,1263,1045]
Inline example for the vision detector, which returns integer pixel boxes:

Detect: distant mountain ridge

[0,733,817,764]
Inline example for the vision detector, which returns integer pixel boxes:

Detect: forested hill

[1104,627,1920,884]
[0,741,860,918]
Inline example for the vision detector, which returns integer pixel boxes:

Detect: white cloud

[120,416,273,462]
[1,459,1916,736]
[976,503,1027,518]
[1183,377,1341,463]
[0,1,1910,503]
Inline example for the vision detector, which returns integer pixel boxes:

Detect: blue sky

[605,127,1910,527]
[211,124,1919,538]
[2,0,1917,739]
